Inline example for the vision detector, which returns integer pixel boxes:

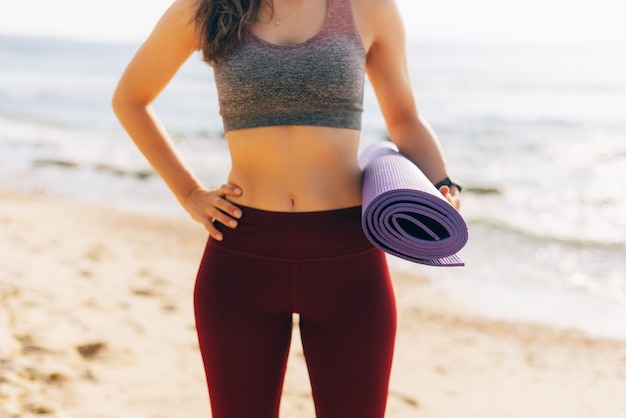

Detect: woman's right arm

[112,0,241,240]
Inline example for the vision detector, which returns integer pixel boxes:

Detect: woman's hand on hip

[183,184,243,241]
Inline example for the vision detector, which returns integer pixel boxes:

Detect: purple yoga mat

[360,141,468,267]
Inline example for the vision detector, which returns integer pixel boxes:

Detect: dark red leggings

[194,205,397,418]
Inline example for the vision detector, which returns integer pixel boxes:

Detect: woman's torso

[226,126,363,212]
[216,0,374,212]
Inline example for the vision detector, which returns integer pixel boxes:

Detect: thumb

[438,185,450,196]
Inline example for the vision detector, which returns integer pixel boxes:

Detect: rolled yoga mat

[360,141,468,267]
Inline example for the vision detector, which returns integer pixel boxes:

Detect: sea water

[1,35,625,340]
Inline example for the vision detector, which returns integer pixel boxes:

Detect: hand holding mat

[360,141,468,266]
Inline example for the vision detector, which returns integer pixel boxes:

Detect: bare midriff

[225,125,363,212]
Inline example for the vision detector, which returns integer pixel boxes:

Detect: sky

[0,0,625,46]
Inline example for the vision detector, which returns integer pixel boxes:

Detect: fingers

[203,184,243,241]
[217,183,243,199]
[214,185,243,222]
[202,218,223,241]
[181,184,245,241]
[438,185,461,211]
[208,199,239,228]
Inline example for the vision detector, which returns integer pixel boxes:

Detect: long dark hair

[194,0,264,65]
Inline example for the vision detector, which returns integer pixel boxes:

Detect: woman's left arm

[362,0,461,209]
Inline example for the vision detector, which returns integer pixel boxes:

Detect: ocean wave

[32,159,155,180]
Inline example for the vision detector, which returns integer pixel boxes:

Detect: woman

[112,0,461,416]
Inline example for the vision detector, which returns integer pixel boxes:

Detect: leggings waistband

[212,205,375,259]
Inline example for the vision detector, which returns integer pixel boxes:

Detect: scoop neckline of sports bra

[248,0,330,48]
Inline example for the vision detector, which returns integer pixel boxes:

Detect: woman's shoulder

[176,0,202,8]
[164,0,202,22]
[352,0,402,27]
[157,0,203,39]
[352,0,397,12]
[172,0,202,15]
[352,0,403,47]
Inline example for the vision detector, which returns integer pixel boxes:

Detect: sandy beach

[1,192,625,418]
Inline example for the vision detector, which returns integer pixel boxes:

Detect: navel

[289,195,296,211]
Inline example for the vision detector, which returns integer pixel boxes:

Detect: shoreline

[2,192,626,417]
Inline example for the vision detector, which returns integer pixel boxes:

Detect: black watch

[434,177,462,193]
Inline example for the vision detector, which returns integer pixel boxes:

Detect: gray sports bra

[213,0,366,132]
